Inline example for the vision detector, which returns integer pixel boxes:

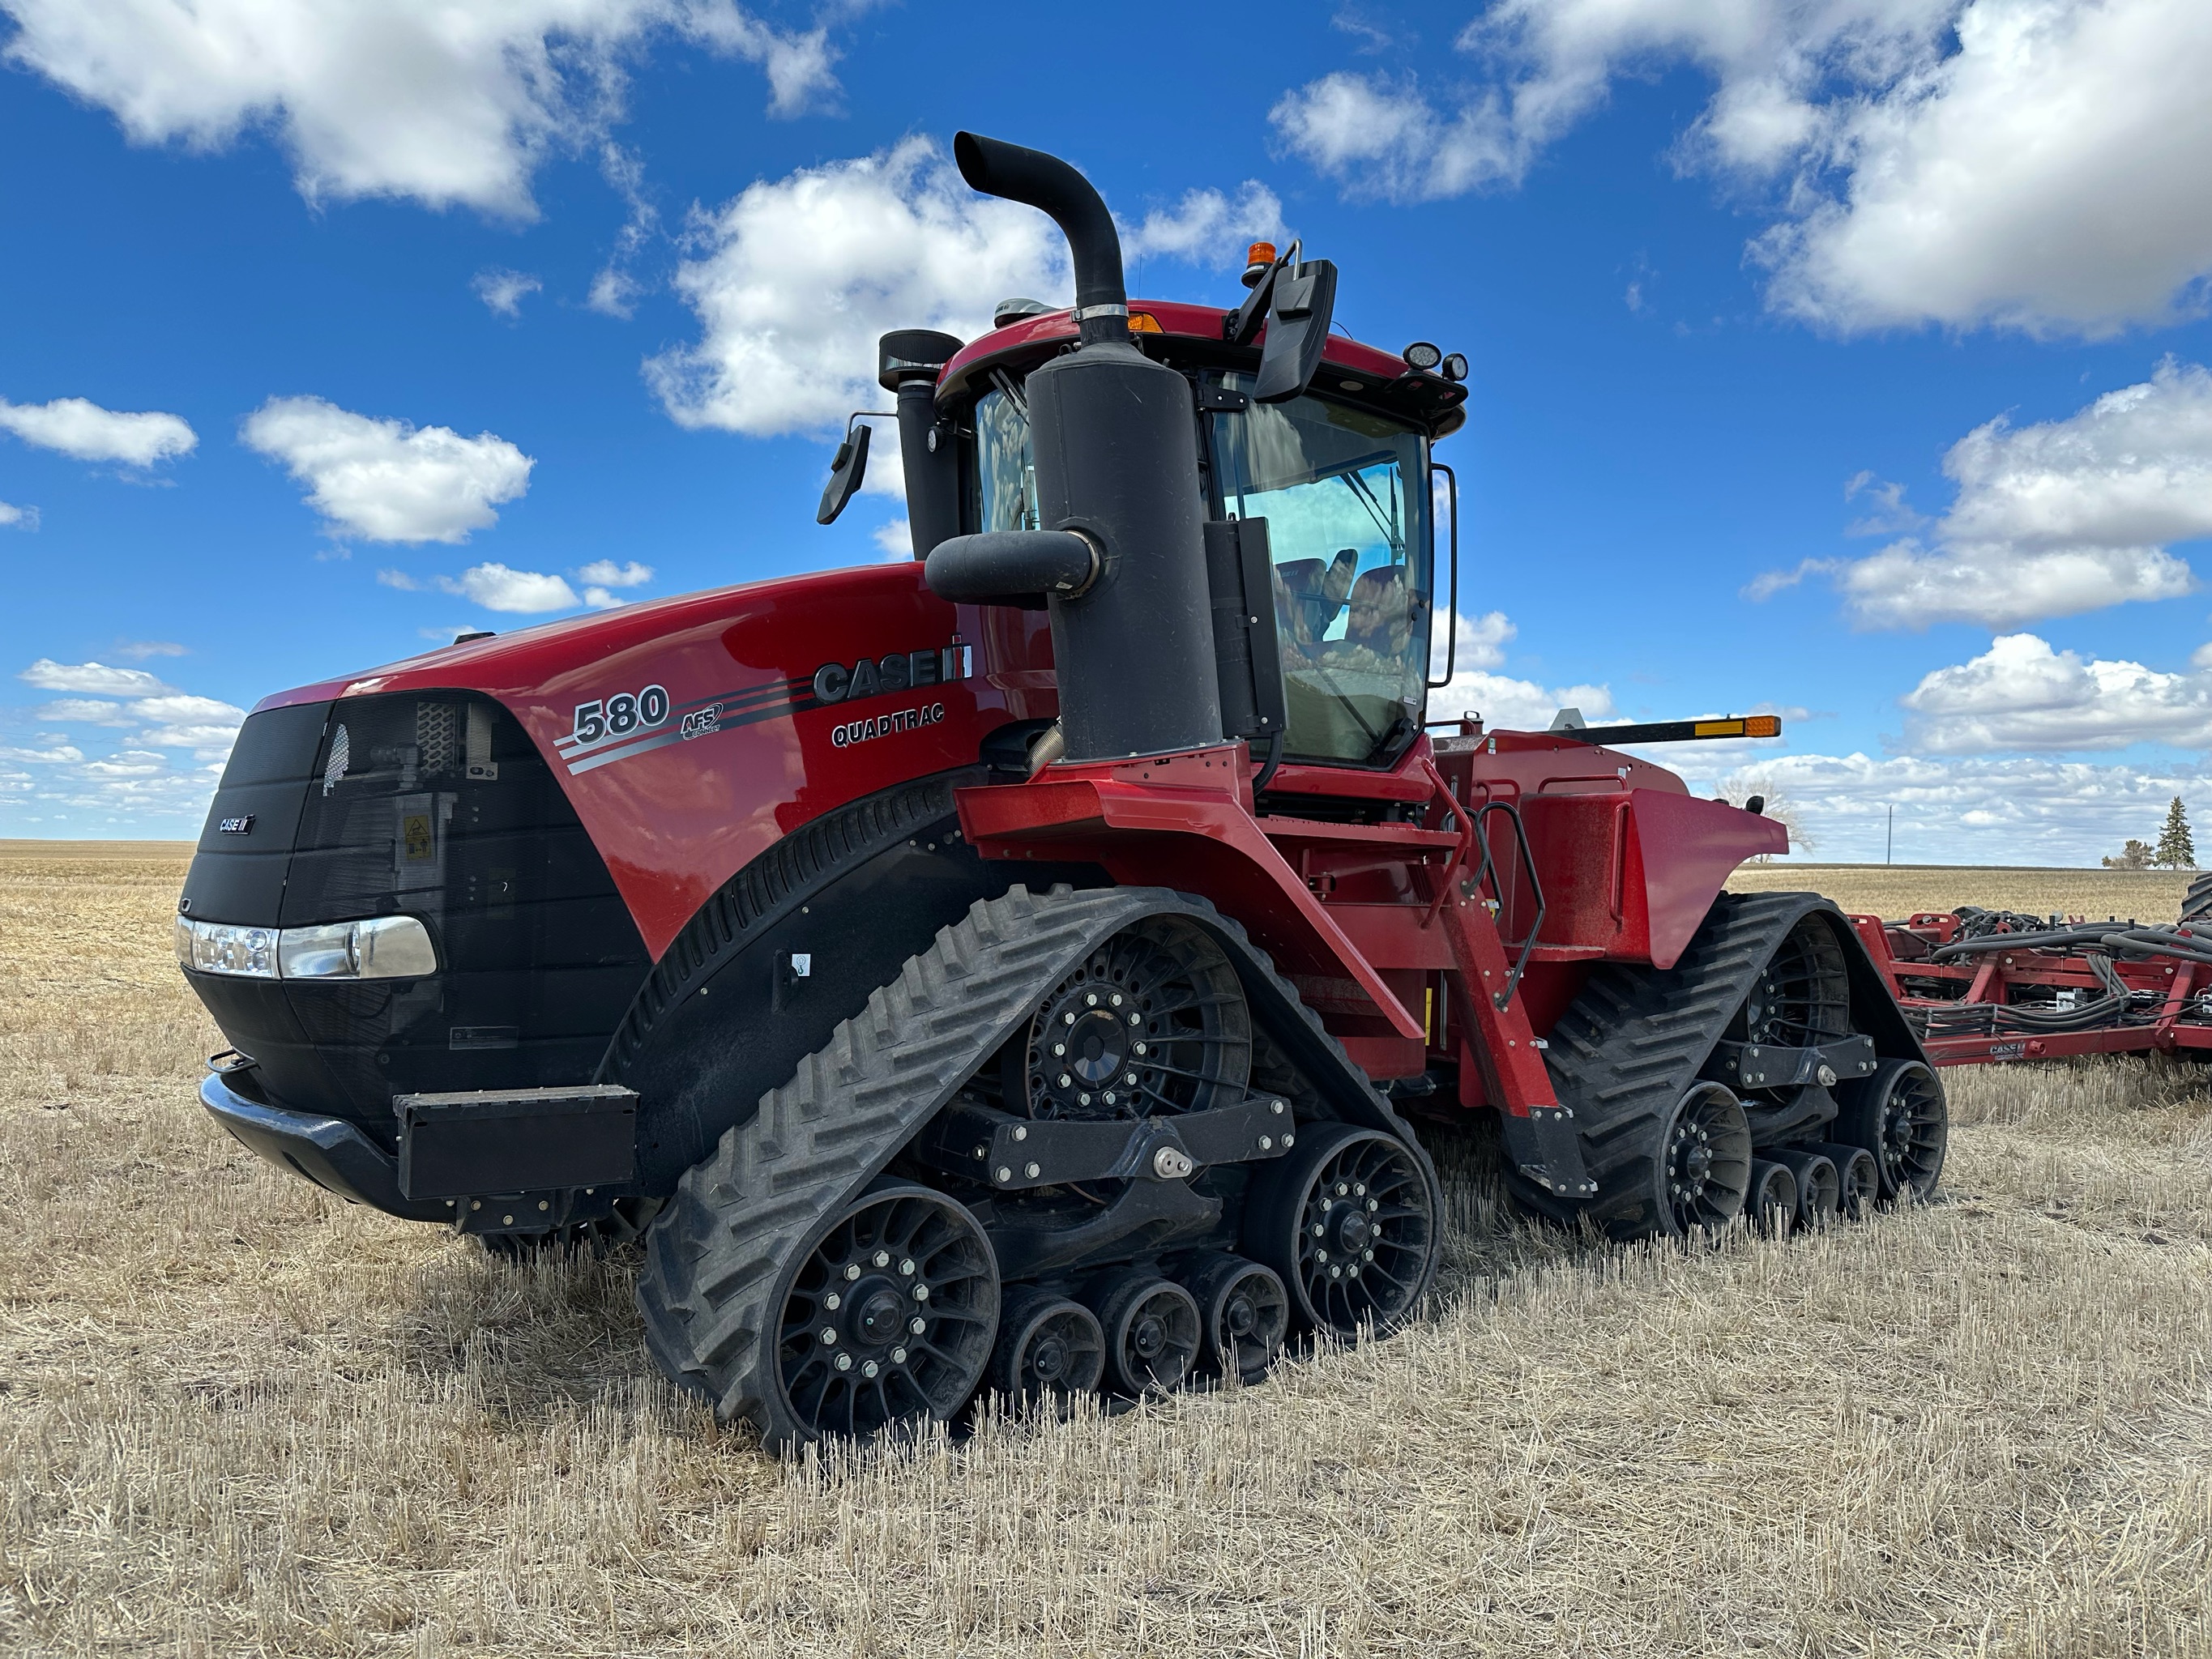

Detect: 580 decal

[572,684,670,744]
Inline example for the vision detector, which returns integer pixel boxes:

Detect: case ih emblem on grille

[551,641,971,777]
[217,815,255,835]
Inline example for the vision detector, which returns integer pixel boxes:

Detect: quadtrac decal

[551,641,973,776]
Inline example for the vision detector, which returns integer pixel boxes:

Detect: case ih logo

[552,640,972,777]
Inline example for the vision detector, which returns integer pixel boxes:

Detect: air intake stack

[928,133,1224,762]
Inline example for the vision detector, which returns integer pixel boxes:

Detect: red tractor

[177,134,1946,1448]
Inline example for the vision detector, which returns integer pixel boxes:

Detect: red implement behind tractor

[181,134,1971,1448]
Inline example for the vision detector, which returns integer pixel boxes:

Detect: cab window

[1208,377,1433,764]
[974,386,1039,532]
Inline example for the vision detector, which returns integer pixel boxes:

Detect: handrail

[1419,757,1547,1008]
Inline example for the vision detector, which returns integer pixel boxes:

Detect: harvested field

[3,851,2209,1657]
[1732,861,2193,923]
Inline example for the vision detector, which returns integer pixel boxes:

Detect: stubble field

[2,848,2209,1657]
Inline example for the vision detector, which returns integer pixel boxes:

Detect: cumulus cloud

[0,394,195,465]
[0,501,36,530]
[18,659,173,696]
[1275,0,2212,336]
[243,396,533,543]
[441,562,579,613]
[0,744,84,764]
[576,558,651,587]
[872,518,912,561]
[472,267,542,318]
[649,138,1071,438]
[1899,633,2212,753]
[1713,750,2211,866]
[35,699,132,725]
[1416,609,1614,730]
[2,0,846,219]
[1756,360,2212,629]
[1123,183,1287,268]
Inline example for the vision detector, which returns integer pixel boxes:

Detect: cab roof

[937,299,1469,439]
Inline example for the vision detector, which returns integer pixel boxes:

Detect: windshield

[975,385,1039,532]
[1209,377,1432,764]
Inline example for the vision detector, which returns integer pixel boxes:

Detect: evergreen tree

[2155,797,2196,868]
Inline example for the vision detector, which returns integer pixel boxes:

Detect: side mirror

[1254,258,1339,404]
[816,423,872,525]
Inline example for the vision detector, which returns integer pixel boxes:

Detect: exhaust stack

[931,134,1223,762]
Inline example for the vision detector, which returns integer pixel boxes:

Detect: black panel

[179,700,331,923]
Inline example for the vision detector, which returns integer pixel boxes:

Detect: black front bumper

[198,1065,450,1222]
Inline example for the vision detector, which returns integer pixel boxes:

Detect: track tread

[1534,892,1820,1239]
[635,881,1432,1443]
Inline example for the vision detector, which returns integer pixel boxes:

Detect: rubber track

[635,881,1433,1443]
[1535,893,1817,1239]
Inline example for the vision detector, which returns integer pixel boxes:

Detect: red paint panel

[1629,789,1787,969]
[251,562,1057,960]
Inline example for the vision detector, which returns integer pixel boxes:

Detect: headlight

[179,915,437,980]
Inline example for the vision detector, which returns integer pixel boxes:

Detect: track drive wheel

[1834,1058,1948,1201]
[1089,1274,1202,1396]
[989,1289,1106,1407]
[1184,1252,1289,1384]
[761,1181,998,1447]
[1245,1122,1436,1340]
[1646,1083,1753,1237]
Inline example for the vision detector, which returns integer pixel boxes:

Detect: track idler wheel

[989,1288,1106,1407]
[1774,1147,1839,1228]
[1183,1252,1289,1384]
[1651,1083,1753,1237]
[1089,1273,1202,1396]
[1746,1160,1798,1236]
[1834,1058,1948,1201]
[1245,1122,1436,1340]
[1817,1141,1880,1218]
[771,1181,999,1444]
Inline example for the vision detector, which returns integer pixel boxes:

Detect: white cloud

[1123,183,1287,268]
[1419,609,1611,730]
[2,1,844,219]
[1277,0,2212,337]
[439,561,579,613]
[243,396,534,543]
[1433,609,1514,673]
[0,744,84,764]
[576,557,651,586]
[472,267,542,318]
[871,518,912,561]
[0,394,195,465]
[0,500,36,530]
[1899,633,2212,753]
[35,699,131,725]
[18,659,173,696]
[649,137,1070,439]
[1270,73,1517,203]
[582,586,624,609]
[1716,750,2212,867]
[1757,360,2212,629]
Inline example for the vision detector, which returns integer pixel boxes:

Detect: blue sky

[4,0,2211,864]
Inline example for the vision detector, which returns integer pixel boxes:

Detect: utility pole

[1885,804,1894,866]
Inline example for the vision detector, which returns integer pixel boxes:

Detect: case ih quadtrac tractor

[178,134,1950,1448]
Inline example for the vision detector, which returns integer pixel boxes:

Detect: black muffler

[926,133,1223,763]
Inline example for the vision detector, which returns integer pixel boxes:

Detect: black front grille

[182,691,651,1141]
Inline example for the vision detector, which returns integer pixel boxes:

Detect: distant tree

[2103,839,2154,870]
[1719,774,1813,865]
[2155,797,2197,868]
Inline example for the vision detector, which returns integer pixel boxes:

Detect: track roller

[1817,1141,1880,1219]
[1088,1273,1202,1396]
[1834,1058,1948,1201]
[1745,1159,1798,1236]
[1182,1252,1289,1384]
[1773,1148,1839,1229]
[989,1288,1106,1406]
[1245,1121,1435,1338]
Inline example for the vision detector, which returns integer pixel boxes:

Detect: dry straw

[3,855,2208,1656]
